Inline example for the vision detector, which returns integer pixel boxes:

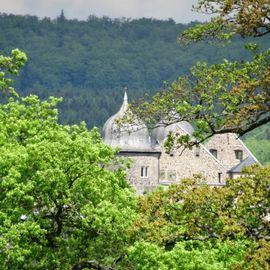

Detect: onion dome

[102,92,151,151]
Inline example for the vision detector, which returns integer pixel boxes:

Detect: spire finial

[123,85,128,104]
[119,87,128,112]
[124,91,128,102]
[123,86,128,101]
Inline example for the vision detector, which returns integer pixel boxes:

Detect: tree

[125,240,247,270]
[129,0,270,149]
[122,3,270,265]
[0,48,27,95]
[124,165,270,269]
[181,0,270,42]
[0,50,137,269]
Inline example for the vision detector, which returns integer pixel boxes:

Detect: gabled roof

[228,156,257,173]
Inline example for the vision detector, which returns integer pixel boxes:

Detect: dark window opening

[141,166,148,178]
[218,172,222,183]
[141,167,144,177]
[235,150,243,161]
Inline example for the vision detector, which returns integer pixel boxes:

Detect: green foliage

[244,124,270,165]
[0,50,137,269]
[126,240,247,270]
[126,165,270,269]
[0,94,137,269]
[0,13,269,129]
[0,48,27,95]
[130,46,270,152]
[0,48,268,268]
[128,1,270,163]
[179,17,234,44]
[182,0,270,42]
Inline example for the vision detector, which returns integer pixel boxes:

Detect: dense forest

[0,12,269,163]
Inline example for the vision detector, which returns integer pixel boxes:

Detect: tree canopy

[125,165,270,269]
[181,0,270,43]
[0,12,269,128]
[129,0,270,150]
[0,50,137,270]
[0,12,268,163]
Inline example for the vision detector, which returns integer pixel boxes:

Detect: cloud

[0,0,210,23]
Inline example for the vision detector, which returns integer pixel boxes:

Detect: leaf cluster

[0,50,137,270]
[125,165,270,269]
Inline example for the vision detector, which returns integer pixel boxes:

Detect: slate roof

[228,156,257,173]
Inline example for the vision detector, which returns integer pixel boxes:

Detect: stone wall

[157,127,227,185]
[106,119,257,194]
[159,144,227,185]
[119,151,160,194]
[205,133,251,171]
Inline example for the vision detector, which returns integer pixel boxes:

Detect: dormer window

[210,149,218,158]
[235,150,243,161]
[141,166,148,178]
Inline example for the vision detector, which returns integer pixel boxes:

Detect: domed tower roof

[102,92,151,151]
[152,120,194,145]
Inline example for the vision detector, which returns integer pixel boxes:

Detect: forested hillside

[0,12,269,163]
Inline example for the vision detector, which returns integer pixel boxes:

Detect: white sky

[0,0,211,23]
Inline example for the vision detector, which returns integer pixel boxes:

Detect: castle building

[102,93,258,194]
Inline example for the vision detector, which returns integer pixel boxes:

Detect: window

[218,173,222,183]
[141,166,148,178]
[235,150,243,161]
[210,149,218,158]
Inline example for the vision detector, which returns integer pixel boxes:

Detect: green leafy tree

[125,165,270,269]
[244,125,270,165]
[0,50,137,270]
[1,13,269,129]
[129,0,270,149]
[0,48,27,95]
[181,0,270,43]
[125,240,247,270]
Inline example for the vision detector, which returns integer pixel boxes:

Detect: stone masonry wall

[119,152,160,194]
[159,145,227,185]
[158,127,227,185]
[205,133,251,171]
